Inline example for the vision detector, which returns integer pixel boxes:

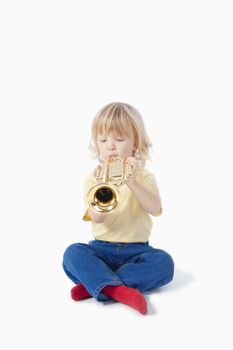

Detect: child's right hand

[92,164,102,180]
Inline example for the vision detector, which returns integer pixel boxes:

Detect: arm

[87,207,108,223]
[126,178,162,216]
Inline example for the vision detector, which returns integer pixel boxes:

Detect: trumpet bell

[87,183,120,213]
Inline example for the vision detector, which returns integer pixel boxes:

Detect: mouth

[108,153,118,158]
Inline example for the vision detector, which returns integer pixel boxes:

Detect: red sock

[102,285,148,315]
[71,283,92,301]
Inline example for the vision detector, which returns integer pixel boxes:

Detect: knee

[150,249,174,282]
[160,251,174,282]
[63,243,86,264]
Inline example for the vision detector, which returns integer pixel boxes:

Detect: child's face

[96,132,137,161]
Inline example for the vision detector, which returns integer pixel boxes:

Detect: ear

[132,144,138,157]
[132,142,137,151]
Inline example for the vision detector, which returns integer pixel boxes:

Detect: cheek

[97,143,103,150]
[96,144,103,155]
[121,143,133,154]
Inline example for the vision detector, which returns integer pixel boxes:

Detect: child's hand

[125,156,141,182]
[92,164,102,180]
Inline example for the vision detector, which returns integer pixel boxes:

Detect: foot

[71,283,92,301]
[102,285,148,315]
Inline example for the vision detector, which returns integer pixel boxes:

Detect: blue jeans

[62,240,174,302]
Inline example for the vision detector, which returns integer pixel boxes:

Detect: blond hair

[89,102,153,167]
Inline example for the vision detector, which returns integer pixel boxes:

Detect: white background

[0,1,232,349]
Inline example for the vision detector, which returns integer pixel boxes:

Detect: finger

[92,165,100,177]
[96,165,102,177]
[125,158,136,164]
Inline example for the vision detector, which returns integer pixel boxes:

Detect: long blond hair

[89,102,153,167]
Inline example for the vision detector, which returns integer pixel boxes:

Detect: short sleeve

[140,171,163,217]
[82,174,97,221]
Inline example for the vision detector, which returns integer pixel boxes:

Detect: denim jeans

[62,240,174,302]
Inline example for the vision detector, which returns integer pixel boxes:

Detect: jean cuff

[94,281,123,302]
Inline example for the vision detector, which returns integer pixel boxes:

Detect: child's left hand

[125,156,141,182]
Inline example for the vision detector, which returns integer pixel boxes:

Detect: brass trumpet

[87,156,134,214]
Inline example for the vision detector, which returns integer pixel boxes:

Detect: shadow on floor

[144,267,194,295]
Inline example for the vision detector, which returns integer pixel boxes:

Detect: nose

[107,141,116,150]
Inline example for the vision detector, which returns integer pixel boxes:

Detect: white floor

[57,265,231,350]
[2,256,231,350]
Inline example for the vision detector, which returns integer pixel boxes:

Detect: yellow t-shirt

[82,168,162,243]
